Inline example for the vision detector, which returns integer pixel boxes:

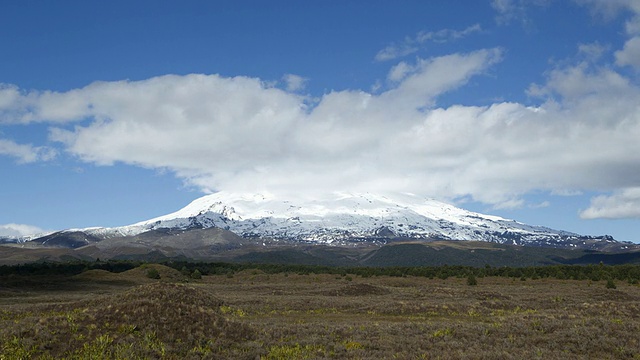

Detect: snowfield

[83,191,589,246]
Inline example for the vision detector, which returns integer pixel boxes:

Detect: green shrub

[606,278,616,289]
[180,266,191,276]
[191,269,202,280]
[146,268,160,279]
[467,274,477,286]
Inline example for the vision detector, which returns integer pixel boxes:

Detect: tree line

[1,260,640,284]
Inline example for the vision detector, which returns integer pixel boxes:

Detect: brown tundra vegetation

[1,263,640,359]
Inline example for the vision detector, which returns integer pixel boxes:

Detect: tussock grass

[321,283,391,296]
[120,263,188,282]
[1,282,256,359]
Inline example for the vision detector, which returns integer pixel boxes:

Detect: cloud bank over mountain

[0,223,46,238]
[1,1,640,221]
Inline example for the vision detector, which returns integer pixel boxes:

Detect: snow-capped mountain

[0,231,55,244]
[82,191,619,249]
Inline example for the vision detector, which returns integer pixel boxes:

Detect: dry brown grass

[2,268,640,359]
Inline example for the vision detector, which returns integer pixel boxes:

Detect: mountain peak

[17,191,632,253]
[139,191,508,226]
[106,190,602,247]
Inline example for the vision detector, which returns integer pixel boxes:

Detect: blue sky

[2,0,640,242]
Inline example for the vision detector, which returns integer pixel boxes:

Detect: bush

[606,278,616,289]
[180,266,191,276]
[467,274,477,286]
[191,269,202,280]
[146,268,160,279]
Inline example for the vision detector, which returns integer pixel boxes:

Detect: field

[2,264,640,359]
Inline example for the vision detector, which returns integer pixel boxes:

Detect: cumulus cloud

[581,188,640,219]
[3,49,504,198]
[0,223,47,237]
[577,0,640,70]
[1,17,640,219]
[0,84,95,124]
[374,24,482,62]
[527,61,632,100]
[0,138,56,163]
[616,36,640,68]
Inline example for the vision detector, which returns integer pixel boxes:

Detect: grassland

[2,264,640,359]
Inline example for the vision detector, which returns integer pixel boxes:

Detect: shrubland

[1,261,640,359]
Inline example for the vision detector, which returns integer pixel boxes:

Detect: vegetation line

[2,260,640,283]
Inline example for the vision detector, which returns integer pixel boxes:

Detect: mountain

[0,236,16,244]
[5,191,640,266]
[70,191,630,251]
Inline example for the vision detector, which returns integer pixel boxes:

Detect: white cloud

[282,74,308,92]
[387,62,413,82]
[0,223,46,238]
[374,24,482,62]
[573,1,640,70]
[578,42,609,60]
[492,0,516,14]
[527,62,632,101]
[580,188,640,219]
[415,24,482,43]
[492,0,551,25]
[46,74,306,170]
[379,49,503,109]
[1,38,640,219]
[0,138,56,163]
[626,13,640,33]
[531,201,551,209]
[0,84,21,109]
[575,0,640,21]
[576,0,640,42]
[579,1,640,69]
[616,36,640,67]
[0,84,94,124]
[375,43,418,62]
[492,198,526,210]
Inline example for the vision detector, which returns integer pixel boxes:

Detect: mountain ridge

[8,191,637,255]
[82,191,629,251]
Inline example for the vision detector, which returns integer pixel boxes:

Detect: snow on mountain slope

[85,191,596,246]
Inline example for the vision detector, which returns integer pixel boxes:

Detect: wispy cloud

[575,0,640,21]
[0,138,56,163]
[374,24,482,62]
[417,24,483,43]
[375,43,419,62]
[282,74,308,92]
[491,0,551,26]
[576,0,640,69]
[0,223,47,237]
